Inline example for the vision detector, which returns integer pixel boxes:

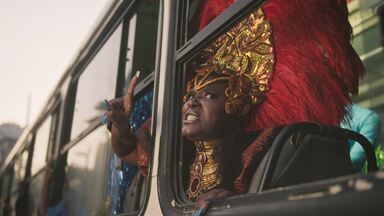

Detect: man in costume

[106,0,363,214]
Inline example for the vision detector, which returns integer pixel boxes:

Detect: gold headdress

[187,9,275,115]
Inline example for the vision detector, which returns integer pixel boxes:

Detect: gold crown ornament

[186,8,275,115]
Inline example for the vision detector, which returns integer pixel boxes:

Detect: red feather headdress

[189,0,364,131]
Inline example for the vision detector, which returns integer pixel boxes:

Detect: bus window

[161,1,269,209]
[159,0,384,215]
[11,150,28,193]
[69,24,122,141]
[65,126,110,215]
[31,116,52,176]
[8,150,30,216]
[60,21,123,215]
[29,117,52,214]
[0,168,13,214]
[107,88,153,214]
[106,1,158,214]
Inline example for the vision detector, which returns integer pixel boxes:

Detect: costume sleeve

[135,118,152,176]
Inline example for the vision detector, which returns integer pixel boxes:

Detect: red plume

[247,0,364,130]
[193,0,364,130]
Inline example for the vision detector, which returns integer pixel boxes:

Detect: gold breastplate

[187,141,223,200]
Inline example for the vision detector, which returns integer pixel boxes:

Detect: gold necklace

[187,140,224,200]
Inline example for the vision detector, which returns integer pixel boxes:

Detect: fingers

[104,97,132,134]
[104,70,140,130]
[124,71,140,114]
[193,189,234,215]
[105,98,124,120]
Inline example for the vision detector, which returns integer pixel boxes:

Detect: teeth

[186,115,198,121]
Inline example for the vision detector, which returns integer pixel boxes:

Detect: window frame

[158,0,268,214]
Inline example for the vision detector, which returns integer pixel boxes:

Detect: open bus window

[107,88,153,214]
[106,1,158,214]
[160,0,384,215]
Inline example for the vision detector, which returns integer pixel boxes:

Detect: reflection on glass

[70,25,122,140]
[107,89,153,214]
[31,116,52,176]
[65,126,110,215]
[188,0,234,39]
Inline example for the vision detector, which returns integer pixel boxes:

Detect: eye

[202,91,216,99]
[204,93,212,99]
[184,93,195,102]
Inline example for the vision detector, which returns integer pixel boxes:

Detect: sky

[0,0,110,128]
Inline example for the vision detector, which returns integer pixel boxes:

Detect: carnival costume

[183,0,364,200]
[124,0,364,201]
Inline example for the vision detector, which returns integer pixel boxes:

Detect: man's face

[181,80,237,141]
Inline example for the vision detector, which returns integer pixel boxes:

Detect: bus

[1,0,384,215]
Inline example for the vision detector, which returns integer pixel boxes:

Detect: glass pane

[347,0,384,171]
[107,89,153,214]
[11,150,28,192]
[31,116,52,175]
[1,172,12,198]
[28,172,45,214]
[188,0,235,39]
[70,25,122,140]
[65,126,110,215]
